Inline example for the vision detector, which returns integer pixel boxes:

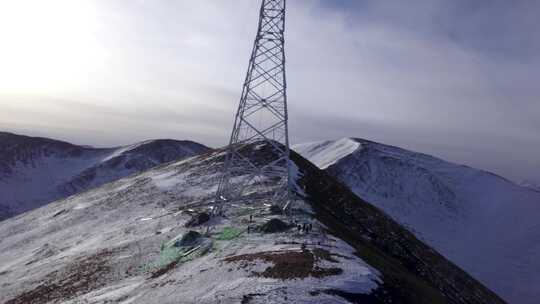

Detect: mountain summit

[0,132,210,220]
[294,137,540,304]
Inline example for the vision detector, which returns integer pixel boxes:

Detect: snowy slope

[294,138,540,304]
[0,132,209,220]
[294,138,361,170]
[0,143,504,304]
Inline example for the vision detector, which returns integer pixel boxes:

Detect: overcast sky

[0,0,538,184]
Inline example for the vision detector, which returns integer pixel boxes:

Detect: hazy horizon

[1,0,539,184]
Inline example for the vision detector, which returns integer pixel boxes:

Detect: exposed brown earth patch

[150,260,179,279]
[5,250,113,304]
[223,248,343,280]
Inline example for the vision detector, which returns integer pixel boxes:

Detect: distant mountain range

[2,131,532,302]
[294,138,540,304]
[0,132,210,220]
[0,141,504,304]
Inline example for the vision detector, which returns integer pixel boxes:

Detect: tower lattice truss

[217,0,291,206]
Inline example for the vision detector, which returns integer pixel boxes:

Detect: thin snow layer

[99,140,157,162]
[0,152,380,304]
[293,138,360,169]
[296,137,540,304]
[0,149,111,217]
[0,139,208,220]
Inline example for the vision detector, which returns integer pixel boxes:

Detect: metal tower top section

[216,0,290,207]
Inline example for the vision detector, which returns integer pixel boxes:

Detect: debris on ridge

[174,231,203,248]
[269,204,283,214]
[185,212,210,227]
[258,218,291,234]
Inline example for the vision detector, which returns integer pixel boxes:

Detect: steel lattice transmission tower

[216,0,291,208]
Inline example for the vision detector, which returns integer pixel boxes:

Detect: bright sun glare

[0,0,106,95]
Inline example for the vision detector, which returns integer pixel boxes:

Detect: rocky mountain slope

[0,132,209,220]
[0,143,504,304]
[294,138,540,304]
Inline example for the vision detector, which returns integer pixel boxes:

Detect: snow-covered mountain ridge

[0,142,504,303]
[0,132,210,220]
[519,180,540,193]
[294,138,540,304]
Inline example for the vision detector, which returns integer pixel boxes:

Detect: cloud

[0,0,538,183]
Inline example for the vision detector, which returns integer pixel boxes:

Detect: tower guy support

[216,0,291,209]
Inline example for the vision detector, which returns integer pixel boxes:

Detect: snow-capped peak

[293,138,361,169]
